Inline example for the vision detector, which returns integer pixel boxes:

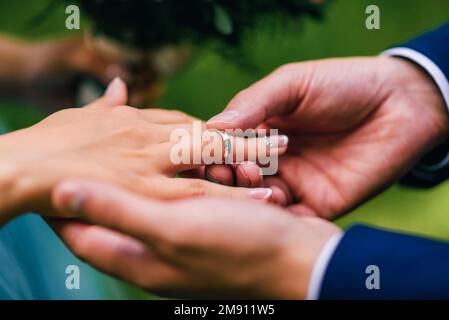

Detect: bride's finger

[159,130,289,173]
[145,177,273,201]
[198,165,288,205]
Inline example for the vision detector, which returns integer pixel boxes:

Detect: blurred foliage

[72,0,326,50]
[1,0,449,298]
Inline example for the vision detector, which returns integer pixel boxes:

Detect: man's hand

[207,57,449,219]
[50,180,340,299]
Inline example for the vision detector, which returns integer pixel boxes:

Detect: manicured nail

[105,77,123,97]
[105,64,125,81]
[207,111,240,125]
[268,135,289,148]
[249,188,273,200]
[58,182,86,213]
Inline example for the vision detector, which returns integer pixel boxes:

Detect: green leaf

[214,5,233,35]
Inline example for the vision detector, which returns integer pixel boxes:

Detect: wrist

[273,218,342,299]
[0,133,36,223]
[0,156,24,224]
[388,56,449,145]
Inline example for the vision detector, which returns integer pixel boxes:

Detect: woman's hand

[0,78,286,224]
[50,180,341,299]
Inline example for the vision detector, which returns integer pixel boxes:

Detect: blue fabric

[0,214,107,299]
[320,225,449,299]
[404,23,449,82]
[399,22,449,187]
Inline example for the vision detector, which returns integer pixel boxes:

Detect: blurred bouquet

[69,0,328,104]
[77,0,326,49]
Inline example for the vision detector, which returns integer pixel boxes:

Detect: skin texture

[0,78,286,225]
[207,57,449,219]
[50,180,341,299]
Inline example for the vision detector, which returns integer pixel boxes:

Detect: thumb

[52,180,160,240]
[207,64,303,130]
[86,77,128,109]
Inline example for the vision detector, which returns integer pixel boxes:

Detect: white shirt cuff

[306,233,343,300]
[381,47,449,114]
[382,47,449,170]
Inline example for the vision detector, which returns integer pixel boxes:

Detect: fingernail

[268,135,289,148]
[207,111,240,125]
[105,64,126,81]
[248,188,273,200]
[105,77,123,97]
[58,182,86,213]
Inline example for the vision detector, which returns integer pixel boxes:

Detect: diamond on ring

[262,136,273,148]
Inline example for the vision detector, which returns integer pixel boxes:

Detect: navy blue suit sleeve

[319,225,449,299]
[404,23,449,79]
[397,23,449,188]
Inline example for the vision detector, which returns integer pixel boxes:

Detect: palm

[264,58,446,218]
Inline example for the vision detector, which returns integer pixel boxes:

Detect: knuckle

[274,62,297,75]
[131,124,151,138]
[231,89,252,107]
[112,105,141,120]
[169,110,191,120]
[116,124,152,143]
[167,223,197,247]
[118,105,137,113]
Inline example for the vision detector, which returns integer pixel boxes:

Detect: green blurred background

[1,0,449,298]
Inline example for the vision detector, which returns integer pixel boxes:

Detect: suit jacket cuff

[382,47,449,112]
[319,224,449,299]
[382,23,449,187]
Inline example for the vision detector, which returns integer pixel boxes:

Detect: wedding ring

[212,130,232,163]
[262,136,273,149]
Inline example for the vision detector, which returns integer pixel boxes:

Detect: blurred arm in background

[0,34,125,110]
